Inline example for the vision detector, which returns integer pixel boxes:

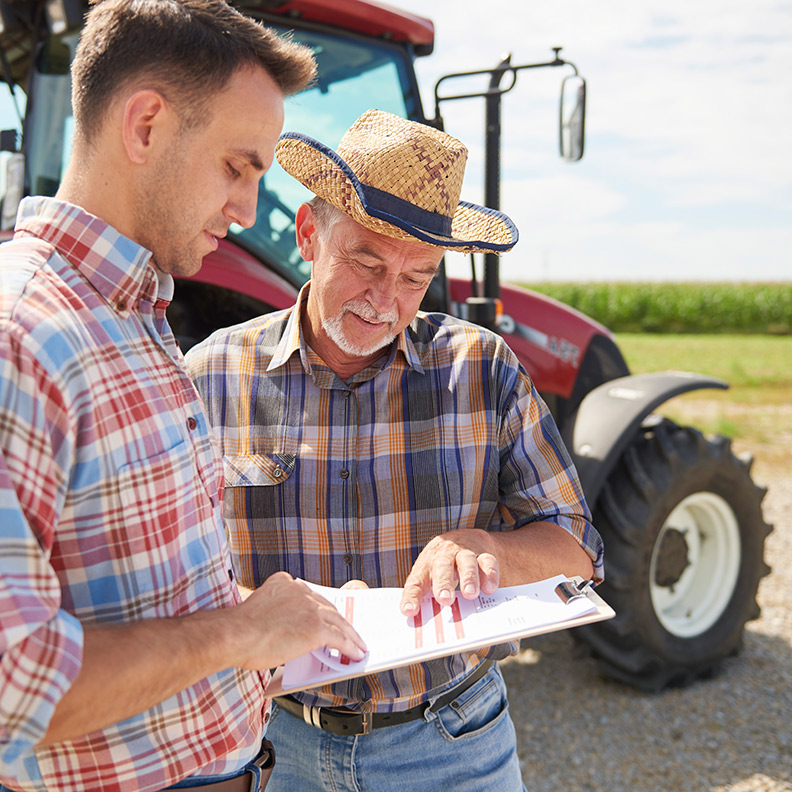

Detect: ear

[121,89,173,165]
[295,202,318,262]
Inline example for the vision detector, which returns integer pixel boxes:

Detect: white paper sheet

[280,575,603,691]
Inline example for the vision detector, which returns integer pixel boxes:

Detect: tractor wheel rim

[649,491,741,638]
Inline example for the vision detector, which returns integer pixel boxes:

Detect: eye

[226,162,242,178]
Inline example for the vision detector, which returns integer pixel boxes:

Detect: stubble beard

[132,137,204,277]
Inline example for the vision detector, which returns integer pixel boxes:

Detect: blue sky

[1,2,788,284]
[396,0,792,283]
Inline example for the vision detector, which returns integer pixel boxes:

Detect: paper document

[276,575,613,693]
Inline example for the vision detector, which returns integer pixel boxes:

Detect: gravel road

[503,467,792,792]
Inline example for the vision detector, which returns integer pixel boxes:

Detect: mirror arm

[429,47,581,127]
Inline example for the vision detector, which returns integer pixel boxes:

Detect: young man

[0,3,365,791]
[187,109,604,791]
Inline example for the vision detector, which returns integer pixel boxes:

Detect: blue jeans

[265,663,526,792]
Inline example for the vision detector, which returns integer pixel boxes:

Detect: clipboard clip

[554,578,592,604]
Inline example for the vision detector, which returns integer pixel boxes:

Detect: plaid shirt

[187,284,603,712]
[0,198,266,792]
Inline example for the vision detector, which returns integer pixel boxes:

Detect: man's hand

[235,572,368,669]
[399,529,499,616]
[40,571,367,745]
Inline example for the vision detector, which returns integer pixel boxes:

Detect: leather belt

[164,739,275,791]
[274,659,493,736]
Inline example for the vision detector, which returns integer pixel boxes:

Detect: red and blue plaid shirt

[187,284,603,713]
[0,198,267,792]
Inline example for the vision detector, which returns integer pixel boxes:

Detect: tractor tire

[573,416,772,691]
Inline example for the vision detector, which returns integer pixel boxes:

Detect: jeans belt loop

[302,703,322,729]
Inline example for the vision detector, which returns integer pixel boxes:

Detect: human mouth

[356,314,383,326]
[344,301,397,329]
[204,229,227,252]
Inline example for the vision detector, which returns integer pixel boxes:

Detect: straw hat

[275,109,518,254]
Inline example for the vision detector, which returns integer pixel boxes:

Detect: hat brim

[276,132,519,255]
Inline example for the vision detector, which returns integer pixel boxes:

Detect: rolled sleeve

[1,330,84,777]
[498,367,605,583]
[1,470,84,775]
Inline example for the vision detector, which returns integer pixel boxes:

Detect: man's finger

[320,610,368,660]
[429,554,459,606]
[399,572,429,615]
[454,549,481,599]
[477,553,500,594]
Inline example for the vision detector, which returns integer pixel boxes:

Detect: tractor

[0,0,771,691]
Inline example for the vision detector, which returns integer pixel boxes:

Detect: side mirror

[560,74,586,162]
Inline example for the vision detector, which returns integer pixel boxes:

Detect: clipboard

[264,575,614,697]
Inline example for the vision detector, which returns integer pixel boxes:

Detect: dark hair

[71,0,316,143]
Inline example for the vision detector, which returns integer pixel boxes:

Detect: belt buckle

[302,703,372,735]
[357,711,372,735]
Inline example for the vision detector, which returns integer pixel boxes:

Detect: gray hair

[308,196,346,239]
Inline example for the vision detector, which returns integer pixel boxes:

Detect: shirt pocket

[222,453,297,587]
[109,440,227,615]
[223,453,296,487]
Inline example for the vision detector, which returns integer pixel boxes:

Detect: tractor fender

[561,371,728,507]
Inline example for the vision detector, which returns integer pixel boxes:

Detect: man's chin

[152,256,204,278]
[324,317,395,358]
[340,336,393,358]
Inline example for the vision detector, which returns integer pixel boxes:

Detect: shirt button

[343,553,354,565]
[273,467,283,479]
[340,469,349,479]
[187,417,197,431]
[343,391,351,398]
[116,300,127,312]
[264,711,271,723]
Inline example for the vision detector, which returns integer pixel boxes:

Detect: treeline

[516,282,792,334]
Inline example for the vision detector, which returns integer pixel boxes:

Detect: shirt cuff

[0,610,83,775]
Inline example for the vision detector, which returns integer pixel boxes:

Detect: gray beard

[322,305,397,358]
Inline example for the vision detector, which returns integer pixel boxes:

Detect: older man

[186,109,603,792]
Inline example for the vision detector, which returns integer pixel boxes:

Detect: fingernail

[401,602,416,614]
[439,589,451,601]
[464,583,476,595]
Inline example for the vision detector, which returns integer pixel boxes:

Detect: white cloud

[397,0,792,280]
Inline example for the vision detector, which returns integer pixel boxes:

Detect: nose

[225,178,259,229]
[367,274,398,315]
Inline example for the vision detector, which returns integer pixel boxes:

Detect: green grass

[615,333,792,395]
[517,282,792,335]
[616,333,792,386]
[614,333,792,446]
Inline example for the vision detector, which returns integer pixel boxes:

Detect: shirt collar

[268,281,425,376]
[14,196,169,314]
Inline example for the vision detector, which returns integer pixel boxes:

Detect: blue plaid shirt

[187,284,603,712]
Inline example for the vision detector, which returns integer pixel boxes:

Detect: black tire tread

[574,417,773,692]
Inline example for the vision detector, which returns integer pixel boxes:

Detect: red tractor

[0,0,771,691]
